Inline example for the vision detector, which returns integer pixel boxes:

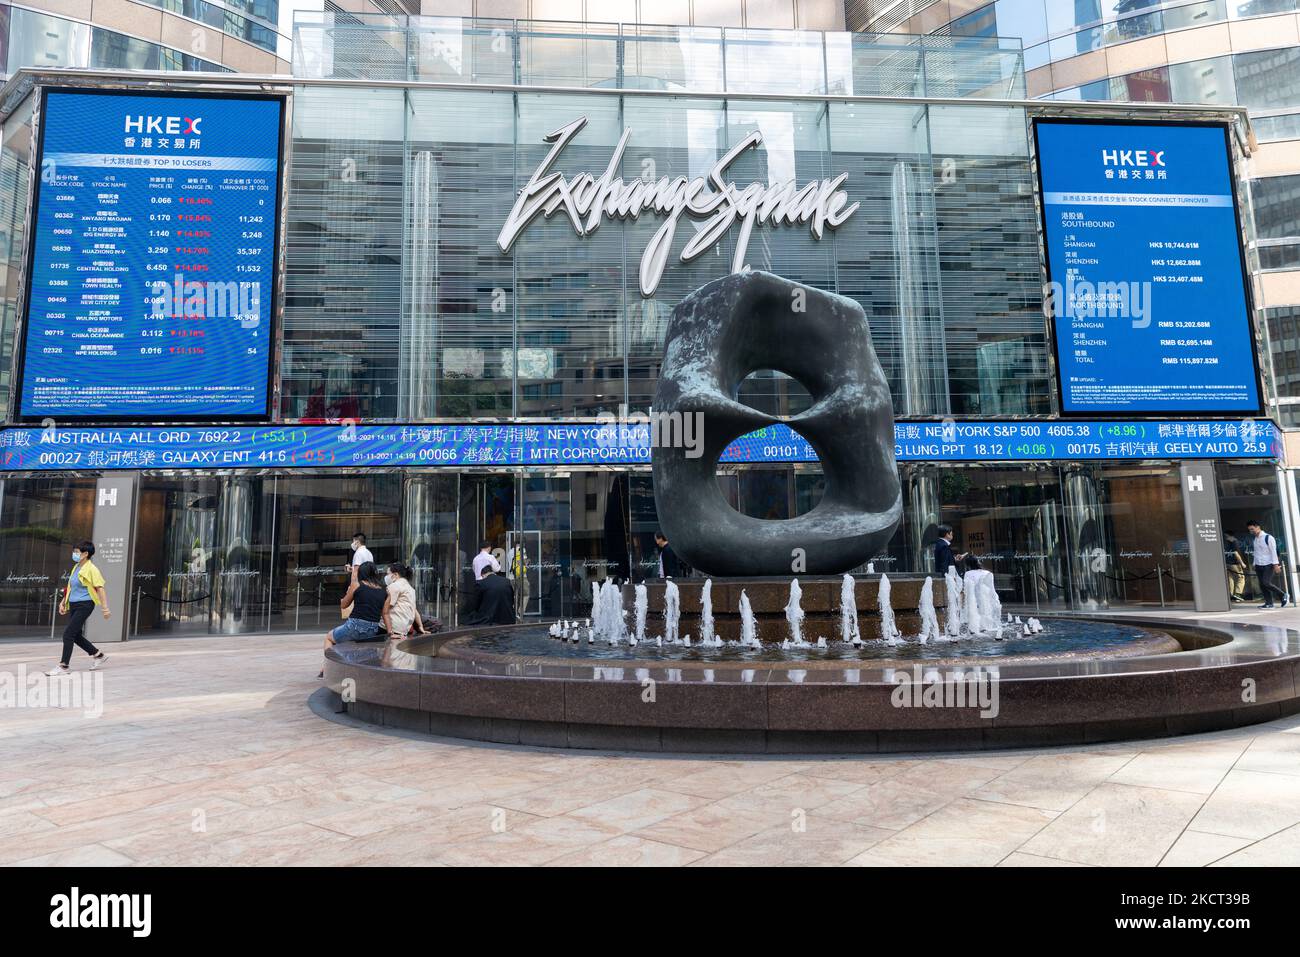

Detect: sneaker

[1283,596,1292,608]
[44,665,70,677]
[1231,596,1244,603]
[1260,603,1275,609]
[89,653,107,670]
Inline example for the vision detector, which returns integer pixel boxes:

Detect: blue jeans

[331,617,382,642]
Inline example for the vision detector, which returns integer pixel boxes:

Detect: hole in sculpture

[716,463,825,520]
[736,369,812,417]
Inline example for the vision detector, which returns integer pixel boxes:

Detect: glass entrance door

[456,474,514,624]
[522,474,569,620]
[922,465,1070,611]
[455,472,576,626]
[132,476,220,635]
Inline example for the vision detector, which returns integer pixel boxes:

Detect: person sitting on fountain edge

[464,567,517,626]
[934,525,966,576]
[655,531,682,579]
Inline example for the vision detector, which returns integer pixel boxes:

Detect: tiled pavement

[2,609,1299,866]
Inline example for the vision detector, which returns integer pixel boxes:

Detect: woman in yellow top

[46,539,110,676]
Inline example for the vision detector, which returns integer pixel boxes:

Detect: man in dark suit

[934,524,964,576]
[655,531,682,578]
[463,569,517,626]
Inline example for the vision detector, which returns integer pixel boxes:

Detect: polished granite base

[321,616,1300,753]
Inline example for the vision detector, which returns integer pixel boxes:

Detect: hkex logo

[1100,148,1165,167]
[123,115,201,135]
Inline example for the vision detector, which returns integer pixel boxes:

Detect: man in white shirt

[472,541,501,580]
[1246,520,1289,608]
[350,533,374,569]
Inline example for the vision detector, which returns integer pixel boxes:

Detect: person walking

[46,540,110,676]
[319,560,387,677]
[350,532,374,569]
[1224,534,1247,604]
[654,531,681,579]
[472,540,500,580]
[1246,520,1289,609]
[933,524,964,577]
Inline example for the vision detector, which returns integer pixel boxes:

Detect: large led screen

[16,88,284,421]
[1034,119,1261,416]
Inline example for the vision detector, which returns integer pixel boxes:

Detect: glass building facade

[854,0,1300,430]
[0,2,284,77]
[0,17,1290,638]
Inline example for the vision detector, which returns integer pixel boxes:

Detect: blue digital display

[17,89,283,421]
[1035,120,1260,415]
[0,419,1278,472]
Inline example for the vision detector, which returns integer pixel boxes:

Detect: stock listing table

[1035,120,1260,416]
[17,90,283,420]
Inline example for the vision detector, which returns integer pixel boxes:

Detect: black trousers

[61,600,99,666]
[1255,565,1288,605]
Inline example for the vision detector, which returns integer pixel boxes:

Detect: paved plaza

[2,608,1299,867]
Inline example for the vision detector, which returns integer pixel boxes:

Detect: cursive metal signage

[497,116,859,297]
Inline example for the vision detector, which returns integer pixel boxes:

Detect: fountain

[963,569,1003,636]
[593,579,626,644]
[878,574,902,642]
[663,580,681,645]
[917,577,941,645]
[840,574,862,646]
[738,589,759,648]
[699,579,717,647]
[783,579,808,648]
[944,568,964,638]
[633,583,648,644]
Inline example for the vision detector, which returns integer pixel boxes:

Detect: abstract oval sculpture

[652,271,902,576]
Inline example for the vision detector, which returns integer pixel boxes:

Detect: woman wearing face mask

[46,540,110,676]
[383,563,428,640]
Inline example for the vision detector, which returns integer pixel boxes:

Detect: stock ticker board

[0,419,1279,472]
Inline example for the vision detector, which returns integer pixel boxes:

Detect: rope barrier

[1034,573,1068,593]
[1098,569,1158,583]
[135,591,211,605]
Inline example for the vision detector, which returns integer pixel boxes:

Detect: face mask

[71,551,82,562]
[385,573,396,585]
[351,541,359,551]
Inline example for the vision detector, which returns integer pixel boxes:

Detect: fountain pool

[444,618,1181,664]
